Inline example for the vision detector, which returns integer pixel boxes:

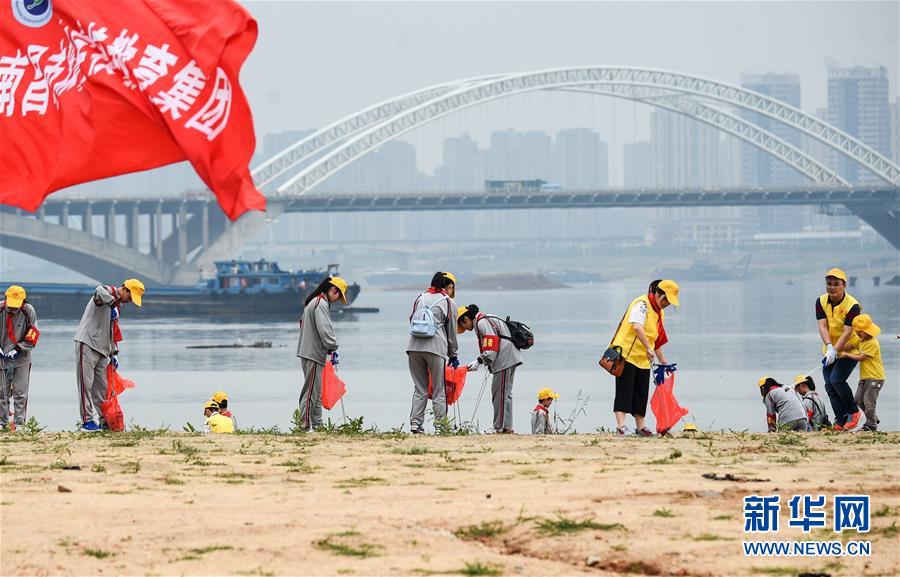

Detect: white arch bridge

[2,66,898,285]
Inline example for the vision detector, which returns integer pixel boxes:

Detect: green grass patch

[691,533,732,541]
[652,508,676,518]
[535,514,624,536]
[313,536,380,558]
[276,459,317,474]
[391,446,430,455]
[459,561,503,576]
[647,449,683,464]
[454,520,509,541]
[334,476,388,489]
[749,567,798,576]
[82,548,115,559]
[90,463,106,473]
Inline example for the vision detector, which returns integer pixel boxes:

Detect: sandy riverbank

[1,430,898,577]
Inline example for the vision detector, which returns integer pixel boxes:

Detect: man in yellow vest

[815,268,862,431]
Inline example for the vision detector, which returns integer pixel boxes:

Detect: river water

[20,279,899,433]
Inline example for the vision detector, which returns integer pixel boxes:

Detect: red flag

[0,0,264,220]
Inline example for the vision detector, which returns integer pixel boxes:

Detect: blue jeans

[823,358,859,425]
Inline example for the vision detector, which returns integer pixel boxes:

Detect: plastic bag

[445,366,468,405]
[427,365,468,405]
[321,361,347,410]
[650,371,688,435]
[101,365,128,432]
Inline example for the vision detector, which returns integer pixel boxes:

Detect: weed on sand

[535,514,624,536]
[454,520,509,541]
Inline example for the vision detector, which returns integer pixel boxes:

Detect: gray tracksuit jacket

[73,286,118,356]
[406,291,458,360]
[531,405,553,434]
[0,302,37,368]
[297,295,339,365]
[801,391,831,429]
[763,386,807,429]
[476,314,522,374]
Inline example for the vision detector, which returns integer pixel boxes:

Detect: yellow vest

[819,293,861,354]
[207,413,235,433]
[611,295,662,370]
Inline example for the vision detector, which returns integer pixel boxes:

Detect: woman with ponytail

[296,276,349,431]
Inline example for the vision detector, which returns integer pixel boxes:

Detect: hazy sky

[239,1,899,178]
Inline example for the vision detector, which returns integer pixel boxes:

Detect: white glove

[823,344,837,366]
[467,360,480,372]
[5,349,17,361]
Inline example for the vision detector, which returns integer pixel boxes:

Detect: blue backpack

[410,295,449,338]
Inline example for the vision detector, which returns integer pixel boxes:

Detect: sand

[1,429,898,577]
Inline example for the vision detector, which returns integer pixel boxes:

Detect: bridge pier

[201,202,209,249]
[61,202,69,229]
[154,203,163,260]
[128,203,140,250]
[106,203,116,244]
[177,203,187,265]
[82,203,92,235]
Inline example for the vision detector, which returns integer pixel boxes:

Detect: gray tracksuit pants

[76,342,109,425]
[408,351,447,432]
[491,365,516,432]
[299,358,324,431]
[0,364,31,427]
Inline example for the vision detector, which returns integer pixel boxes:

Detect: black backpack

[488,315,534,350]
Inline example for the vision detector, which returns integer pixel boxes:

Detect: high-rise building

[484,130,552,180]
[551,128,608,188]
[827,66,892,183]
[893,97,900,164]
[741,73,802,186]
[650,110,724,188]
[435,133,483,190]
[623,141,653,187]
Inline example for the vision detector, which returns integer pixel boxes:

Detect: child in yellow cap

[211,391,236,429]
[839,315,884,431]
[531,388,559,434]
[202,400,234,434]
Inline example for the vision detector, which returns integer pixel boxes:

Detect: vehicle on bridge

[484,179,562,193]
[11,260,367,319]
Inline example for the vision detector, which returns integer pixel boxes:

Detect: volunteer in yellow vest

[815,268,862,431]
[609,280,679,436]
[1,286,39,431]
[202,400,234,434]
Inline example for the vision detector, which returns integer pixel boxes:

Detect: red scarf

[533,404,548,413]
[649,292,668,349]
[5,312,18,346]
[426,287,447,295]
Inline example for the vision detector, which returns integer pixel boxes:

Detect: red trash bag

[650,371,689,435]
[100,365,130,432]
[445,366,468,406]
[427,365,468,405]
[321,361,347,410]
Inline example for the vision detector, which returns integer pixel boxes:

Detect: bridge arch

[271,66,898,197]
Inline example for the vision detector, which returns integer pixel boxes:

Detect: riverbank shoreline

[1,431,898,576]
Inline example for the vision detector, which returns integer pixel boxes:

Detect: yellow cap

[758,377,771,388]
[825,268,847,283]
[683,423,698,432]
[329,276,349,304]
[658,279,680,307]
[212,391,228,404]
[204,400,219,411]
[456,305,470,334]
[443,272,457,285]
[852,314,881,337]
[123,279,145,307]
[793,375,809,385]
[4,286,26,308]
[537,387,560,400]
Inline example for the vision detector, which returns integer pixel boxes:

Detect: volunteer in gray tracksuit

[297,276,348,431]
[407,272,459,434]
[1,286,39,430]
[793,375,832,431]
[457,304,523,433]
[74,279,144,431]
[759,377,808,432]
